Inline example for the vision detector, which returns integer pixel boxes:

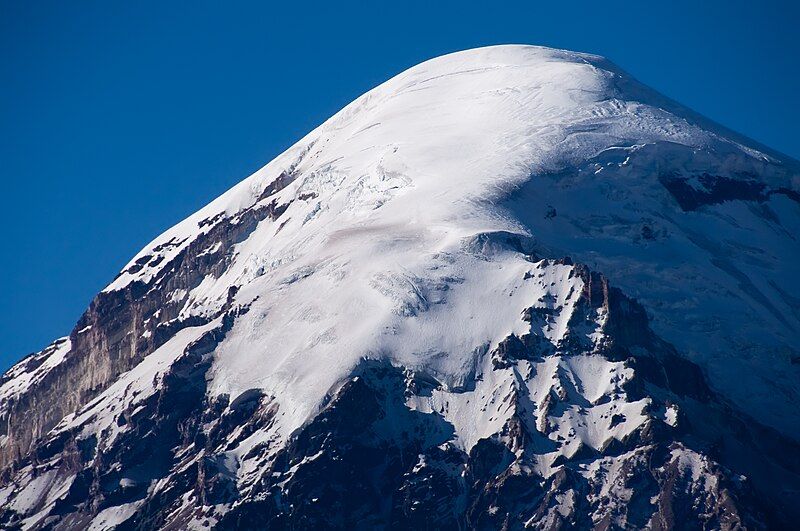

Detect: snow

[0,337,71,409]
[667,446,719,491]
[664,404,679,427]
[87,501,142,531]
[8,469,58,514]
[54,319,223,447]
[3,468,76,529]
[21,45,800,460]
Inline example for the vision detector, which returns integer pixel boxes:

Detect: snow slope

[98,44,799,441]
[1,44,799,529]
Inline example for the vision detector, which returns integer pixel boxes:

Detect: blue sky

[1,0,798,368]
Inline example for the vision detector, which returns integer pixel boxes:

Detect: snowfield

[98,45,799,441]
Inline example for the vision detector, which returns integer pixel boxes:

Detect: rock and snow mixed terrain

[0,45,798,529]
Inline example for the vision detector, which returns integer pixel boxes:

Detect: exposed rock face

[659,173,800,211]
[0,171,297,472]
[1,45,799,529]
[1,261,796,529]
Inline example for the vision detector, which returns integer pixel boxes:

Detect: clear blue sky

[1,0,798,369]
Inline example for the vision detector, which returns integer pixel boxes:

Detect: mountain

[1,45,799,530]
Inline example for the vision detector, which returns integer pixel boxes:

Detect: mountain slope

[1,45,798,529]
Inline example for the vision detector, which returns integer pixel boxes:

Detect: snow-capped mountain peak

[1,45,798,529]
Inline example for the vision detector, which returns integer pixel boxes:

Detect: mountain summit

[1,45,798,529]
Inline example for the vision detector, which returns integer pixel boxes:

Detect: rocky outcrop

[0,258,797,529]
[0,177,295,473]
[659,173,800,211]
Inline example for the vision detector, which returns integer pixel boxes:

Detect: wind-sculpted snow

[0,45,799,529]
[98,44,798,442]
